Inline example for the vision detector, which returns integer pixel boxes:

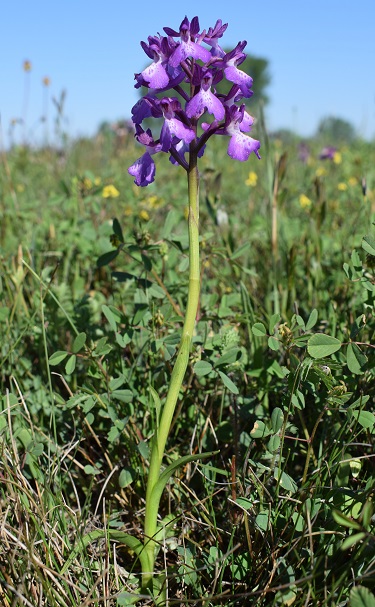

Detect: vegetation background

[1,18,375,606]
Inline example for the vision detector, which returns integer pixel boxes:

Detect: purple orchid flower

[135,35,185,91]
[203,19,228,58]
[186,69,225,120]
[131,96,162,124]
[222,85,254,132]
[221,42,253,97]
[209,105,260,161]
[129,16,260,186]
[139,36,170,89]
[165,16,211,68]
[159,97,195,152]
[319,146,337,160]
[128,126,162,186]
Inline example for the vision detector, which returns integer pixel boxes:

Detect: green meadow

[1,125,375,605]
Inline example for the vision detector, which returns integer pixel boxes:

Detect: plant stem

[142,151,200,591]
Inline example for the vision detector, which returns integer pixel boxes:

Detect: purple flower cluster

[128,16,261,187]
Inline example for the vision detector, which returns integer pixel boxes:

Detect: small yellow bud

[245,171,258,187]
[315,167,327,177]
[333,151,342,164]
[299,194,312,208]
[139,209,150,222]
[102,184,120,198]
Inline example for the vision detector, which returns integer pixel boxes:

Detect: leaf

[194,360,213,377]
[307,333,341,359]
[362,235,375,256]
[350,314,366,339]
[305,308,318,331]
[250,420,271,438]
[85,412,94,425]
[271,407,284,433]
[137,440,149,460]
[112,217,124,242]
[252,322,267,337]
[295,314,305,329]
[351,410,375,430]
[65,354,76,375]
[332,509,362,530]
[350,585,375,607]
[119,468,135,488]
[267,434,281,452]
[351,249,363,273]
[141,252,152,271]
[215,348,241,367]
[255,510,270,531]
[349,459,362,478]
[268,336,280,351]
[218,370,239,394]
[269,313,281,334]
[111,389,133,403]
[347,342,368,374]
[274,467,297,492]
[117,593,140,606]
[111,271,136,282]
[16,428,32,449]
[84,465,101,475]
[49,350,68,366]
[150,451,218,509]
[341,532,366,551]
[230,241,250,260]
[343,262,354,280]
[362,500,374,529]
[72,332,86,354]
[102,304,120,331]
[96,249,119,268]
[363,280,375,292]
[235,497,253,511]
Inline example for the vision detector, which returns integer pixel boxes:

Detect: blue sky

[1,0,375,146]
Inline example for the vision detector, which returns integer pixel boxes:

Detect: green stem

[142,152,200,591]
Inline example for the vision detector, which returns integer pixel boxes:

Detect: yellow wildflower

[102,184,120,198]
[139,209,150,221]
[245,171,258,187]
[124,205,133,217]
[337,182,347,191]
[333,151,342,164]
[94,177,102,186]
[348,177,358,187]
[23,60,32,72]
[299,194,312,208]
[83,177,92,190]
[315,167,327,177]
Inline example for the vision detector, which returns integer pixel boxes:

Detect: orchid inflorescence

[128,16,261,187]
